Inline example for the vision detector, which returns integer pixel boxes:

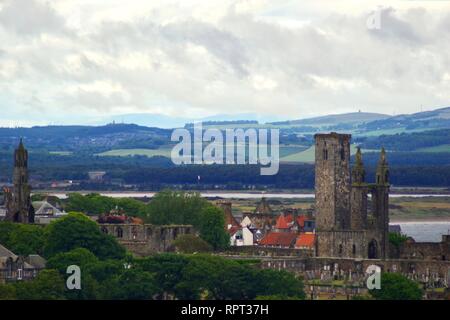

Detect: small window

[116,227,123,238]
[352,244,356,255]
[323,148,328,160]
[338,244,343,255]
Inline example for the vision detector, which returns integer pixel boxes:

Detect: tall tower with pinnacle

[314,133,390,259]
[350,147,368,230]
[5,139,34,223]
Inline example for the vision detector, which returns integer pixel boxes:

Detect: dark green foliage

[0,222,45,256]
[198,206,230,251]
[146,190,209,225]
[138,254,305,300]
[65,193,149,218]
[43,212,126,260]
[389,232,409,248]
[358,129,450,151]
[369,273,423,300]
[0,222,19,247]
[46,248,99,274]
[0,283,16,300]
[107,269,157,300]
[171,234,212,253]
[14,269,66,300]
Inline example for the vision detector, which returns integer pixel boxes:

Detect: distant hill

[269,112,390,127]
[0,123,172,152]
[360,106,450,132]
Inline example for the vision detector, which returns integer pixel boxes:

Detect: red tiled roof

[295,233,315,249]
[228,225,241,236]
[296,215,307,228]
[275,214,290,229]
[259,232,297,247]
[224,209,240,229]
[285,214,294,224]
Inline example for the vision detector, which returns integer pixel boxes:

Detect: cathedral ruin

[314,132,389,259]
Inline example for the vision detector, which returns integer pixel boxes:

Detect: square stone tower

[314,132,351,231]
[314,133,389,259]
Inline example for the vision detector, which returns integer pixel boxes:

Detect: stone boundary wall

[99,223,195,256]
[223,246,313,258]
[256,256,450,288]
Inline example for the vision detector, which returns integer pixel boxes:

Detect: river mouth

[38,191,450,200]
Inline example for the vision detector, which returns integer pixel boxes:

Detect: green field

[49,151,73,156]
[97,148,172,157]
[415,144,450,153]
[281,144,360,163]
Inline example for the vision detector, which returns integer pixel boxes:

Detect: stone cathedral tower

[314,132,389,259]
[4,139,34,223]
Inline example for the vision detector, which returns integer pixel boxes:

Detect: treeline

[62,191,230,250]
[355,129,450,151]
[116,164,450,188]
[0,212,305,300]
[3,150,450,188]
[184,120,259,128]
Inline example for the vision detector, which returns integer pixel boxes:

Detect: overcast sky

[0,0,449,127]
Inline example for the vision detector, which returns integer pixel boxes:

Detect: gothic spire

[376,147,389,185]
[351,147,365,184]
[15,138,28,168]
[379,147,387,165]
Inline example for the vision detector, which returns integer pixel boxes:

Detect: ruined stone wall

[397,236,449,261]
[350,186,368,230]
[223,246,314,258]
[99,224,195,256]
[257,256,450,288]
[316,230,367,258]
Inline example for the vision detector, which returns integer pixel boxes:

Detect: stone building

[315,133,389,259]
[0,244,46,283]
[99,223,194,256]
[4,139,34,223]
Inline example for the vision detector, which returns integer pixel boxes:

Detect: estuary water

[393,221,450,242]
[42,191,450,242]
[44,191,450,199]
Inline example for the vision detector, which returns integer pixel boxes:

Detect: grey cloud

[1,2,450,122]
[0,0,69,36]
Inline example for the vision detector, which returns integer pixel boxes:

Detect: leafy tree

[138,254,190,299]
[46,248,99,274]
[15,269,66,300]
[171,234,212,253]
[255,269,305,300]
[389,232,409,248]
[0,222,19,247]
[0,283,16,300]
[108,269,157,300]
[44,212,126,260]
[146,190,209,225]
[8,224,46,256]
[198,206,230,250]
[65,193,150,218]
[369,273,423,300]
[255,295,303,300]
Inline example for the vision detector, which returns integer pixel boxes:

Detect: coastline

[390,217,450,223]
